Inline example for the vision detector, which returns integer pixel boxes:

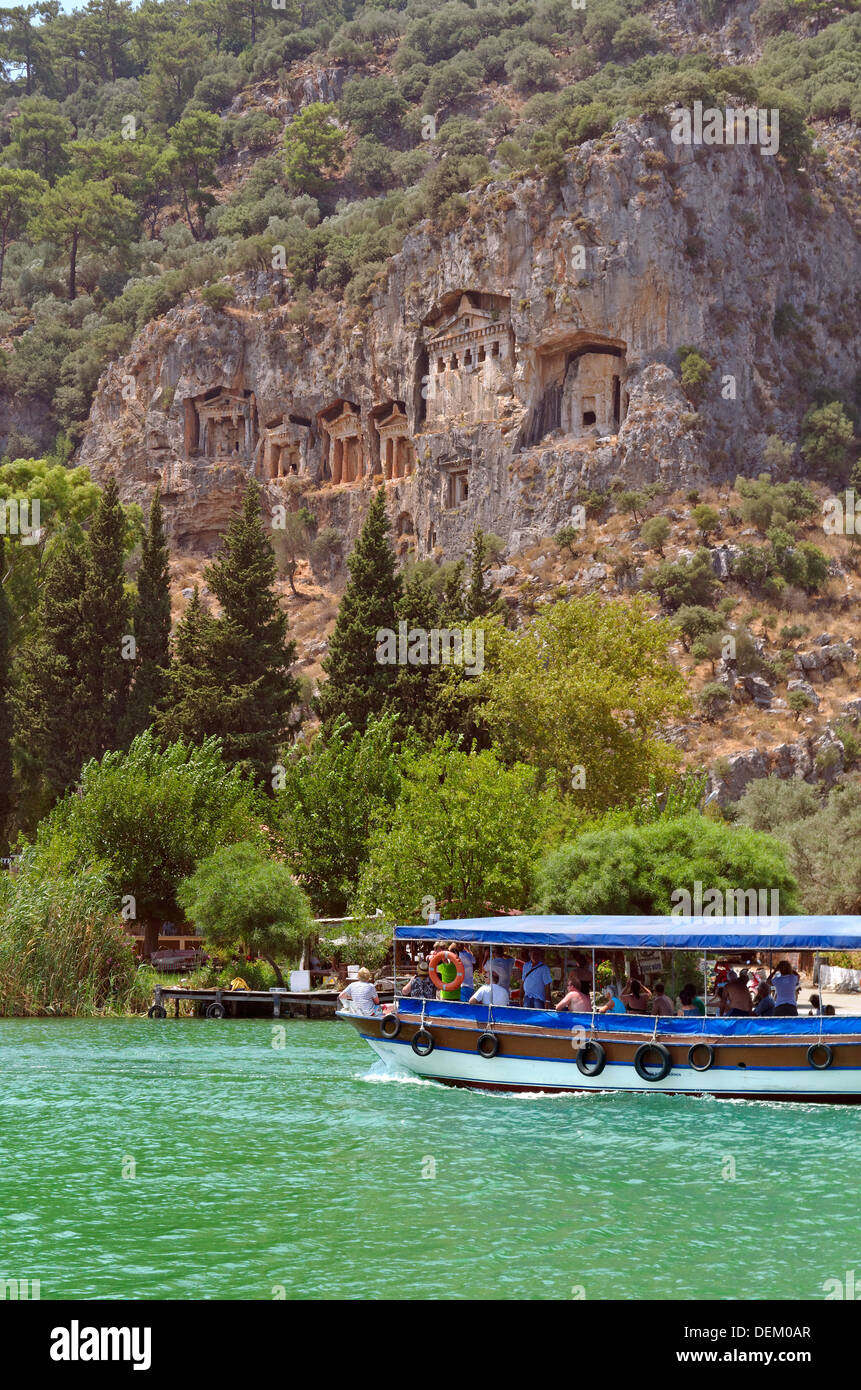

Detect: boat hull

[341,1001,861,1102]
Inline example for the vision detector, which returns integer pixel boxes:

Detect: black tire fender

[380,1012,401,1039]
[205,1002,226,1019]
[147,1004,166,1019]
[411,1027,434,1057]
[575,1040,607,1077]
[477,1031,499,1059]
[634,1042,673,1082]
[688,1042,715,1072]
[807,1042,834,1070]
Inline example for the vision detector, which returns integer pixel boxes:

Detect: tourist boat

[338,916,861,1102]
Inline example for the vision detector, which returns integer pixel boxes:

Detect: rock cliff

[79,116,861,557]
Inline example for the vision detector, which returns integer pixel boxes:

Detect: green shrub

[646,548,719,610]
[800,401,854,476]
[532,811,799,914]
[678,346,713,397]
[199,282,235,311]
[699,682,732,721]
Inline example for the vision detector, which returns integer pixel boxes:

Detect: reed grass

[0,858,140,1017]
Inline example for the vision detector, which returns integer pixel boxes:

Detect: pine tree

[160,483,299,784]
[0,535,13,849]
[316,487,403,735]
[79,472,131,755]
[122,485,171,739]
[465,526,503,621]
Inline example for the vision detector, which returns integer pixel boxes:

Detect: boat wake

[357,1059,440,1087]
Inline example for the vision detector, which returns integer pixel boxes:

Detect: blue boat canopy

[393,915,861,950]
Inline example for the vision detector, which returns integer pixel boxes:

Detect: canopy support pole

[702,951,708,1029]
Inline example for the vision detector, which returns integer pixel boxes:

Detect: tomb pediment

[197,391,252,418]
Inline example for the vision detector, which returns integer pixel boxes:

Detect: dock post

[273,994,281,1018]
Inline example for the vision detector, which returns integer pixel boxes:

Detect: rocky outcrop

[78,116,861,555]
[707,727,847,805]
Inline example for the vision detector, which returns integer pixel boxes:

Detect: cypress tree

[439,558,466,624]
[157,586,224,747]
[390,569,443,742]
[464,526,503,621]
[122,485,172,740]
[79,472,131,755]
[0,535,13,849]
[15,530,92,794]
[316,487,402,735]
[160,483,299,784]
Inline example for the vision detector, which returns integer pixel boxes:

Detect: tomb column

[332,437,343,485]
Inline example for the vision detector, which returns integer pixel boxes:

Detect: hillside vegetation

[0,0,858,455]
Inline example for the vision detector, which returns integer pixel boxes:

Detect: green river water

[2,1016,859,1301]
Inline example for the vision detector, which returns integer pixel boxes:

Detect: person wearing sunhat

[402,956,436,999]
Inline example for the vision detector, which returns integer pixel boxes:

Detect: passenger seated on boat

[521,948,553,1009]
[469,970,509,1007]
[677,983,705,1017]
[402,957,436,1000]
[721,969,753,1016]
[768,960,800,1016]
[556,977,592,1012]
[621,978,652,1014]
[753,982,775,1016]
[480,947,514,994]
[338,967,380,1016]
[651,981,674,1016]
[597,986,626,1014]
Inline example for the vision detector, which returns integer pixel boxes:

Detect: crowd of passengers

[384,945,830,1018]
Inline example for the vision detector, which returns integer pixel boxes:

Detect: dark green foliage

[464,526,503,622]
[0,536,12,850]
[79,473,131,757]
[645,549,719,611]
[800,401,855,476]
[699,681,732,721]
[159,482,298,784]
[14,531,91,796]
[340,75,407,140]
[122,486,171,741]
[16,473,136,799]
[316,488,402,736]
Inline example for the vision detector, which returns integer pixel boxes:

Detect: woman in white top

[338,967,380,1016]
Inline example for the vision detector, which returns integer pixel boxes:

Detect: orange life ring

[428,949,465,993]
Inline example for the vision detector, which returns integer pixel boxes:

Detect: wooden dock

[148,983,393,1020]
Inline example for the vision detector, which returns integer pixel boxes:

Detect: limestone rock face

[706,729,846,806]
[78,118,861,556]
